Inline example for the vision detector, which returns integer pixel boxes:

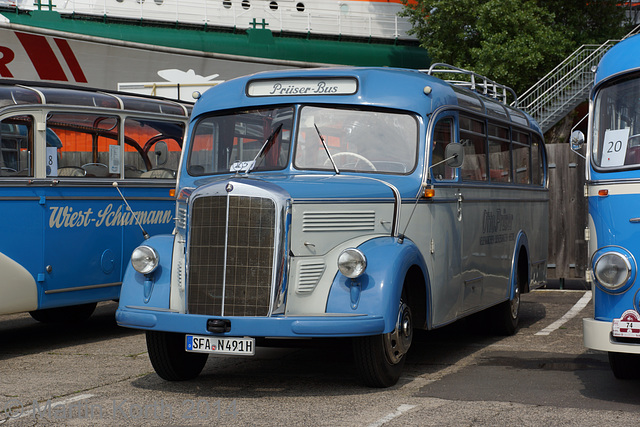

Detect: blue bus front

[582,34,640,378]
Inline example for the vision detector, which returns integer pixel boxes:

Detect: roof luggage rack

[422,63,518,106]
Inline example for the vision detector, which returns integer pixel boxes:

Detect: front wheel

[352,301,412,387]
[146,331,209,381]
[608,352,640,379]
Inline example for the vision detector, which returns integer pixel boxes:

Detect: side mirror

[154,140,169,166]
[570,130,585,151]
[445,142,464,168]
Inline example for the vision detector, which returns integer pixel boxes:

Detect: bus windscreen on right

[593,73,640,170]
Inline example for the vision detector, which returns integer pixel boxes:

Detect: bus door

[39,111,125,304]
[429,116,464,325]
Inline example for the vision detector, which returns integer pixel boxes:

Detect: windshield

[187,105,418,176]
[592,74,640,170]
[187,107,293,175]
[295,106,418,174]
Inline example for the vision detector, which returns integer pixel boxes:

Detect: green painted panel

[4,10,431,69]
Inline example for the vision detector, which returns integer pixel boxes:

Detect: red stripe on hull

[54,38,88,83]
[15,32,68,81]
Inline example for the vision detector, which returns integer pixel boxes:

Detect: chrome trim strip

[44,282,120,294]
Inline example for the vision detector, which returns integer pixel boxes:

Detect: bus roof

[191,67,541,134]
[594,34,640,90]
[0,80,191,117]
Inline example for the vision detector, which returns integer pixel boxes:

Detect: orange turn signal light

[169,189,176,197]
[424,188,436,198]
[598,189,609,197]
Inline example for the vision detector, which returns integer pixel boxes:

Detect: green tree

[401,0,630,94]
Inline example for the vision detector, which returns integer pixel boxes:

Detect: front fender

[117,234,175,311]
[326,236,428,334]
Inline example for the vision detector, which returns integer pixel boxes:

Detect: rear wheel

[146,331,209,381]
[491,285,520,336]
[608,352,640,379]
[29,302,97,323]
[353,301,413,387]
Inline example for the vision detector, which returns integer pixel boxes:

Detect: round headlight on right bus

[337,248,367,279]
[593,251,632,291]
[131,245,159,275]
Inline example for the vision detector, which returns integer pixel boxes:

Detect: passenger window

[532,135,544,186]
[124,117,184,179]
[460,115,487,181]
[513,131,531,184]
[0,115,33,177]
[46,113,120,178]
[432,118,454,180]
[488,123,511,183]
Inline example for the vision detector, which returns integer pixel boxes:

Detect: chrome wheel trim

[383,302,413,365]
[510,286,520,320]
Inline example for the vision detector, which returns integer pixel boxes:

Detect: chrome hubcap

[383,301,413,365]
[510,286,520,320]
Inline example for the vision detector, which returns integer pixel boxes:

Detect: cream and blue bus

[0,81,189,322]
[579,34,640,379]
[116,65,548,387]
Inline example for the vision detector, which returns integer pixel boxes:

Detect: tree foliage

[401,0,630,94]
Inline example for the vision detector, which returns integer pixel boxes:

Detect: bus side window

[488,123,511,183]
[125,117,184,179]
[532,134,544,186]
[0,115,33,177]
[432,118,454,180]
[460,115,487,181]
[513,131,531,184]
[47,113,120,178]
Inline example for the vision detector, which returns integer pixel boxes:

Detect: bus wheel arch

[352,267,425,388]
[491,234,530,335]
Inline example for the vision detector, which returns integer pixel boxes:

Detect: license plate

[185,335,255,355]
[612,309,640,338]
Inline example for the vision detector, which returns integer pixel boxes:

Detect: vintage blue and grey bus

[0,81,189,322]
[579,34,640,379]
[116,65,548,387]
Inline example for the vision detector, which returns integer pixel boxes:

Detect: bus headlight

[338,248,367,279]
[131,245,159,275]
[593,250,633,291]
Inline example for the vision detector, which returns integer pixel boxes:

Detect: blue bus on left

[0,80,190,322]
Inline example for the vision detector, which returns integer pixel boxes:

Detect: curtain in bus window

[488,123,511,183]
[513,131,530,184]
[460,115,487,181]
[0,115,33,177]
[124,118,184,179]
[46,113,120,178]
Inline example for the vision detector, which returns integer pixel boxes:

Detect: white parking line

[367,404,416,427]
[535,291,592,336]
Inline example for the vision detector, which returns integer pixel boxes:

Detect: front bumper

[583,317,640,354]
[116,306,386,338]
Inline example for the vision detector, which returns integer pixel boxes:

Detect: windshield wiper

[245,123,283,175]
[314,124,340,174]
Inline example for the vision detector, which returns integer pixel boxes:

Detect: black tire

[491,286,520,336]
[352,301,412,388]
[608,352,640,379]
[29,302,97,323]
[146,331,208,381]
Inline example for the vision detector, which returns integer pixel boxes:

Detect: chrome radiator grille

[187,195,275,316]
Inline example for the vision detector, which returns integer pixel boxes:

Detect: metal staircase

[518,25,640,133]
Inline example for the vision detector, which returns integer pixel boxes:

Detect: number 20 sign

[601,128,630,167]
